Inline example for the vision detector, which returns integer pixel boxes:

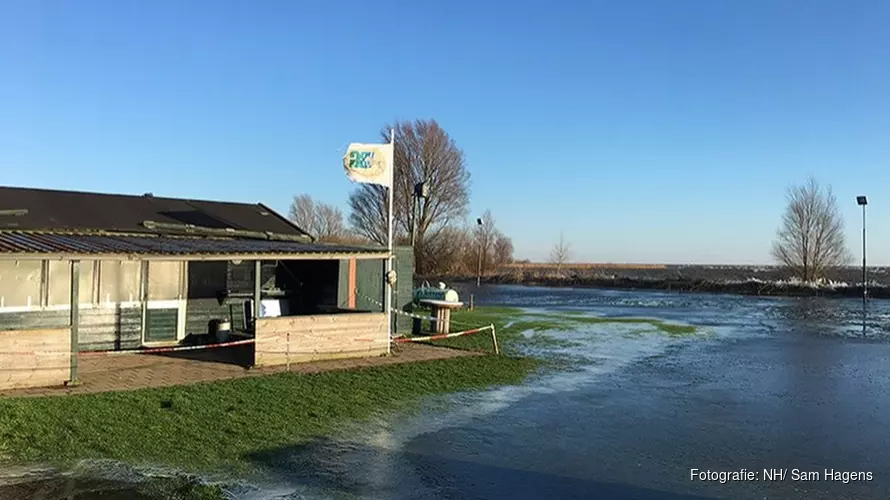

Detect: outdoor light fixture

[857,195,868,336]
[414,181,429,199]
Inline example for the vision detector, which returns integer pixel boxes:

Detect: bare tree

[347,119,471,273]
[475,209,499,276]
[492,231,515,270]
[423,225,474,276]
[288,194,347,242]
[415,217,514,277]
[772,177,850,282]
[550,232,571,275]
[347,185,388,245]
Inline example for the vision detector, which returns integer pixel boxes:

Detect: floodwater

[5,286,890,499]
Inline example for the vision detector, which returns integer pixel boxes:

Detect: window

[99,260,141,304]
[48,261,96,306]
[148,261,182,301]
[0,261,41,308]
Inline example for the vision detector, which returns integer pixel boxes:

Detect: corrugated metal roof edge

[0,252,388,261]
[0,229,385,247]
[0,230,388,259]
[0,228,298,242]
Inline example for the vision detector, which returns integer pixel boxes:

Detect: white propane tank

[442,288,459,302]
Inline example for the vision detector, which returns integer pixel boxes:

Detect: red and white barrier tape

[1,292,493,359]
[393,325,491,344]
[355,291,477,326]
[0,338,255,357]
[83,338,255,356]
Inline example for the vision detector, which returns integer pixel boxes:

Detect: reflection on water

[5,286,890,499]
[244,437,716,500]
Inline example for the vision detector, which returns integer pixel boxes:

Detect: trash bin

[209,319,232,343]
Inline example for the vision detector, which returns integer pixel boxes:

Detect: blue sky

[1,1,888,265]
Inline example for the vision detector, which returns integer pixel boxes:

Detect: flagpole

[385,128,395,355]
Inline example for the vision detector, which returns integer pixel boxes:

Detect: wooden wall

[338,247,414,334]
[254,312,387,366]
[0,308,140,352]
[0,327,70,390]
[186,298,247,335]
[80,307,142,350]
[0,310,68,332]
[186,261,256,336]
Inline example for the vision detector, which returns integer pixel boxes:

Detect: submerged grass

[436,306,698,353]
[521,311,698,336]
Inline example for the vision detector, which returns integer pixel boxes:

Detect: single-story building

[0,186,412,390]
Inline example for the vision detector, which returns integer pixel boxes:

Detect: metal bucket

[209,319,232,343]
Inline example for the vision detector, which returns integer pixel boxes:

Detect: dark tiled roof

[0,231,385,258]
[0,186,309,237]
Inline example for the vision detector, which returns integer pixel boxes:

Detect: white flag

[343,143,394,187]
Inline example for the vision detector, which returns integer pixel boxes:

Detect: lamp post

[857,195,868,336]
[476,217,484,287]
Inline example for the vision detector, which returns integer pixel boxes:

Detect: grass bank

[0,355,539,474]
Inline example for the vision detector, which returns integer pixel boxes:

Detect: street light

[476,217,484,287]
[857,195,868,336]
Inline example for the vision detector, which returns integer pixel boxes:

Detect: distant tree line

[289,119,514,277]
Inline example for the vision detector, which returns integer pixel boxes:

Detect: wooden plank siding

[393,246,415,334]
[354,259,384,312]
[254,312,387,366]
[78,306,141,351]
[0,307,141,351]
[0,310,68,332]
[340,247,414,333]
[348,259,357,308]
[0,327,70,390]
[185,298,247,335]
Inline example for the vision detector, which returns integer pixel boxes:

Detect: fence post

[490,323,499,355]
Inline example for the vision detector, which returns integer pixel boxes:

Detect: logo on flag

[343,143,393,187]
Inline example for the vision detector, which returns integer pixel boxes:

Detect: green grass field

[0,355,539,473]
